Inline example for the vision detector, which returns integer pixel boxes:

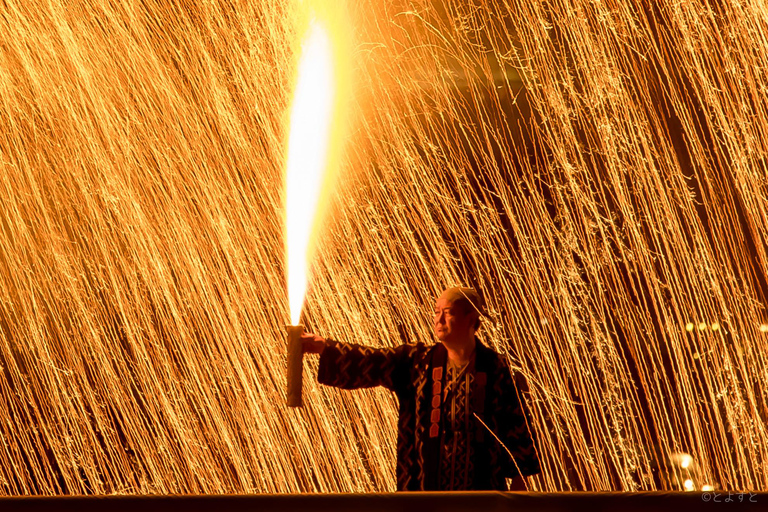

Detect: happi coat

[317,337,541,491]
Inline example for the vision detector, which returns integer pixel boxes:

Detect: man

[301,287,540,491]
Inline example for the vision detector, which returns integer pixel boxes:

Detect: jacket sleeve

[498,367,541,478]
[317,340,415,393]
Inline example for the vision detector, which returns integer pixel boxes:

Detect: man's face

[433,297,474,342]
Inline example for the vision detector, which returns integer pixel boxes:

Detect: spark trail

[0,0,766,494]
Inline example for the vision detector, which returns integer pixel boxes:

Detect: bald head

[438,287,484,317]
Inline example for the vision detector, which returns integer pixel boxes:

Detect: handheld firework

[286,324,305,407]
[284,15,337,408]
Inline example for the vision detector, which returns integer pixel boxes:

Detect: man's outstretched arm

[302,333,414,393]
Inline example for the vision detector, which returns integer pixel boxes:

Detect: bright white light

[685,323,694,332]
[681,455,692,468]
[684,479,694,491]
[702,485,714,491]
[760,324,768,333]
[711,323,720,331]
[285,19,335,326]
[698,322,707,331]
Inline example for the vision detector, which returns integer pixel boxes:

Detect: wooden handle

[286,325,304,407]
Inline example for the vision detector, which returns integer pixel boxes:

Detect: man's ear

[469,311,480,331]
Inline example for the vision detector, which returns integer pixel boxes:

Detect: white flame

[285,19,335,325]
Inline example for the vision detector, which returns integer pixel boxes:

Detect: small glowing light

[681,455,692,468]
[693,352,700,359]
[760,324,768,333]
[684,479,694,491]
[702,485,715,491]
[685,323,694,332]
[698,322,707,331]
[711,323,720,331]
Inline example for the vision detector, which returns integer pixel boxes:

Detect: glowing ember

[285,18,335,326]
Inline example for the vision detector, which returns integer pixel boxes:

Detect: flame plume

[285,17,335,326]
[0,0,766,495]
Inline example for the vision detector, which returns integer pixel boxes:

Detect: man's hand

[509,475,528,491]
[301,332,327,355]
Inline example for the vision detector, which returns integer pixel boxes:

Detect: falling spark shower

[0,0,767,495]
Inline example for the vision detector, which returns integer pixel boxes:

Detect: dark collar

[474,336,500,374]
[432,337,499,373]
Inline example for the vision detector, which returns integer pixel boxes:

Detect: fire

[285,17,335,326]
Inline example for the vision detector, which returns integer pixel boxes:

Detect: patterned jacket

[317,337,541,490]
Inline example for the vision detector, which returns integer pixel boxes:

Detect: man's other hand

[301,333,327,354]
